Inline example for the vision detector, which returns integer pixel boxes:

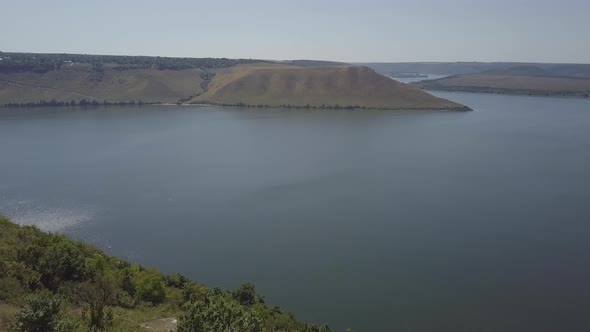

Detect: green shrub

[178,295,262,332]
[305,324,334,332]
[136,270,166,304]
[165,273,187,289]
[0,276,26,302]
[120,269,136,296]
[232,283,261,306]
[12,292,62,332]
[54,317,81,332]
[18,237,87,290]
[72,277,116,331]
[182,282,208,303]
[5,261,42,291]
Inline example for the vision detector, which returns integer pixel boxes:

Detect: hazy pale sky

[1,0,589,63]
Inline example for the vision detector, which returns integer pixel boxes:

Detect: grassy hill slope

[415,72,590,97]
[0,52,468,110]
[0,66,205,104]
[0,216,336,331]
[191,65,467,110]
[360,62,590,78]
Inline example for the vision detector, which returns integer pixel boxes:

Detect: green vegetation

[0,51,265,73]
[3,100,154,108]
[12,292,64,332]
[0,216,337,331]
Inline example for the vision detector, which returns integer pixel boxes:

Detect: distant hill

[413,67,590,98]
[546,64,590,78]
[284,59,350,67]
[360,62,590,78]
[373,61,590,98]
[480,65,554,77]
[0,52,467,110]
[359,62,497,76]
[190,64,468,110]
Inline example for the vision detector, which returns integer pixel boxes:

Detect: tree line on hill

[2,99,158,108]
[0,51,265,73]
[3,100,374,110]
[0,217,339,331]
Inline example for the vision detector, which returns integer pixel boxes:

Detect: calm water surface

[390,74,449,84]
[1,92,590,331]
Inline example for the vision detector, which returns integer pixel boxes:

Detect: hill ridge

[191,65,468,110]
[0,52,469,110]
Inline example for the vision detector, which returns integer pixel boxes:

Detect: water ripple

[0,199,94,233]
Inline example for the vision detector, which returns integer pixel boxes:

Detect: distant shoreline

[184,101,472,111]
[419,86,590,99]
[1,101,473,112]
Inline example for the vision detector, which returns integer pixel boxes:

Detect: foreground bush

[12,292,62,332]
[0,216,336,331]
[178,294,262,332]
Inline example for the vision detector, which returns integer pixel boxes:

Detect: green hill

[191,64,468,110]
[0,216,336,332]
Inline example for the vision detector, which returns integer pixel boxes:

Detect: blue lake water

[1,92,590,331]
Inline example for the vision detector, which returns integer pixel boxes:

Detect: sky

[1,0,589,63]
